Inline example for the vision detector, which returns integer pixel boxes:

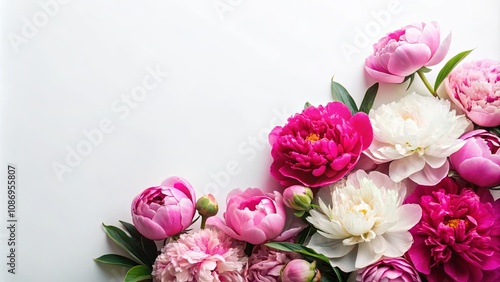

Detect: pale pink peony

[281,259,321,282]
[152,228,248,282]
[365,21,451,83]
[206,188,288,245]
[131,176,196,240]
[347,257,422,282]
[247,244,301,282]
[449,129,500,187]
[405,177,500,282]
[269,102,372,188]
[445,59,500,127]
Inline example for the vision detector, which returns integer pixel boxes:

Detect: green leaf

[295,225,316,245]
[124,265,152,282]
[101,223,152,268]
[266,242,344,282]
[331,78,358,115]
[304,101,313,109]
[419,66,432,73]
[404,73,415,90]
[434,49,473,91]
[359,83,378,114]
[266,242,330,265]
[94,254,139,268]
[120,221,158,266]
[487,126,500,137]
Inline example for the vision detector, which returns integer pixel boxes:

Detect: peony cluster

[99,20,500,282]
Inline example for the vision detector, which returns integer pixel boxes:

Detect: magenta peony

[365,21,451,83]
[347,257,422,282]
[405,177,500,282]
[247,244,300,282]
[449,129,500,187]
[269,102,372,188]
[206,188,287,245]
[131,176,196,240]
[152,228,248,282]
[445,59,500,127]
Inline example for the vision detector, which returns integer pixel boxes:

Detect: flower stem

[416,70,436,96]
[200,216,207,229]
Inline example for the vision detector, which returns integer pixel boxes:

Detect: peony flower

[269,101,373,188]
[131,176,196,240]
[450,129,500,187]
[281,259,321,282]
[365,21,451,83]
[347,257,422,282]
[405,177,500,282]
[247,244,301,282]
[206,188,287,245]
[306,170,422,272]
[152,228,248,282]
[364,92,470,185]
[445,59,500,127]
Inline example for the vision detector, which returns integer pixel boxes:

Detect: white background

[1,0,499,281]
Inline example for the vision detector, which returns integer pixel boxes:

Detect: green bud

[196,194,218,218]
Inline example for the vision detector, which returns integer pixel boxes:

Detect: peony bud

[283,185,314,216]
[281,259,321,282]
[196,194,219,218]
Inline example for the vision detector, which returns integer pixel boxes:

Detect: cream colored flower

[364,92,470,185]
[306,170,421,272]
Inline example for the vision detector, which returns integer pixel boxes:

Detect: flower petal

[389,204,422,232]
[382,231,414,257]
[387,44,431,76]
[408,161,449,185]
[389,154,425,182]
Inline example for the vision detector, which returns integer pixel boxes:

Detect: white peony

[306,170,421,272]
[364,92,470,185]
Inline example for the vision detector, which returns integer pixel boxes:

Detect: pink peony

[131,176,196,240]
[450,129,500,187]
[347,257,422,282]
[365,21,451,83]
[445,59,500,127]
[206,188,288,245]
[152,228,248,282]
[247,245,301,282]
[404,177,500,282]
[269,102,372,188]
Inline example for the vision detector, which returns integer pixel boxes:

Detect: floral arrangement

[95,21,500,282]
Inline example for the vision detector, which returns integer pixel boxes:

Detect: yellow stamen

[445,218,468,229]
[306,133,320,142]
